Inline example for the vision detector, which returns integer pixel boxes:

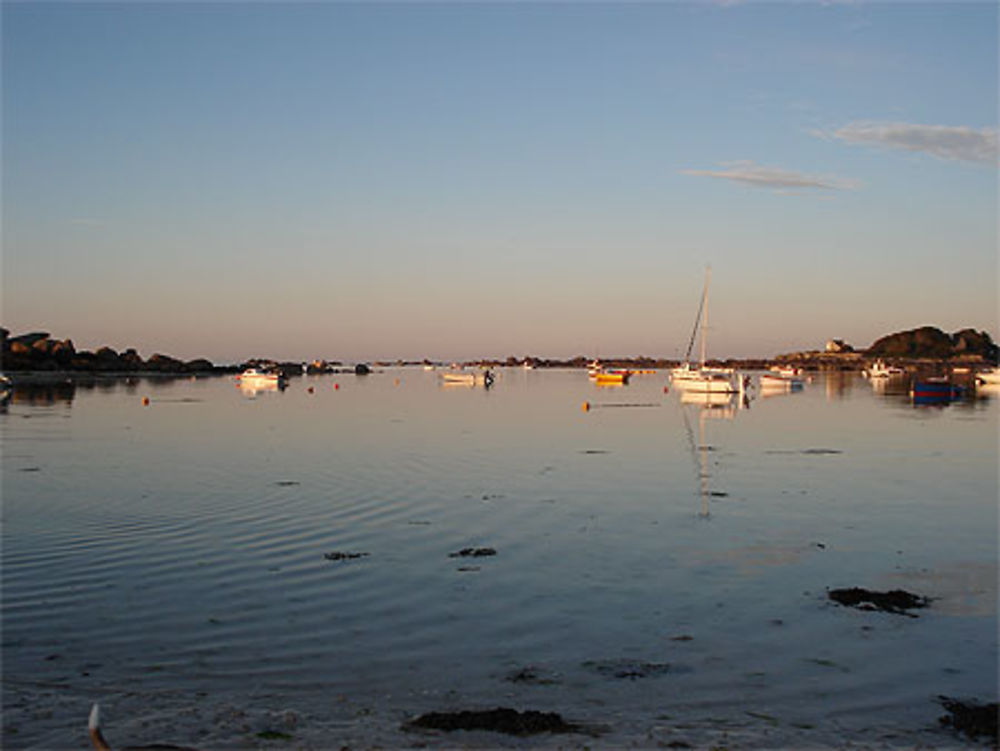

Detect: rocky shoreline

[2,326,996,376]
[1,330,225,375]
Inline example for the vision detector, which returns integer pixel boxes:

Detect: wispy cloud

[818,121,999,166]
[681,160,860,193]
[69,218,107,227]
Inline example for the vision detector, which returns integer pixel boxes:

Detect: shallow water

[2,369,997,749]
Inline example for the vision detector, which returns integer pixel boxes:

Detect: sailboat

[671,267,739,394]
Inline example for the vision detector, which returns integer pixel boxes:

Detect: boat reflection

[975,382,1000,399]
[823,371,854,400]
[868,375,910,397]
[237,379,286,398]
[679,389,748,518]
[6,380,77,406]
[680,388,746,417]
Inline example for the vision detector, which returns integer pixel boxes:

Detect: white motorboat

[863,360,905,378]
[769,365,802,377]
[975,367,1000,385]
[760,372,804,391]
[236,368,286,386]
[441,370,494,387]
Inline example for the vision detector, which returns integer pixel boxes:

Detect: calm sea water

[2,369,997,749]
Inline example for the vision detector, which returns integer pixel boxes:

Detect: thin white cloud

[681,160,860,193]
[820,121,999,166]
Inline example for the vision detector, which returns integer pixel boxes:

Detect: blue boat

[910,378,966,405]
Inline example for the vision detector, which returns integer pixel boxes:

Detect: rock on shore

[0,329,220,373]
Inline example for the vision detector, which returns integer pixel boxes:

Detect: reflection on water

[0,375,226,407]
[7,380,77,406]
[1,369,997,750]
[977,382,1000,400]
[680,388,743,412]
[236,378,286,398]
[679,390,751,518]
[868,375,911,398]
[823,370,855,400]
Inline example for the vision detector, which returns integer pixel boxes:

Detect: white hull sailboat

[672,267,739,394]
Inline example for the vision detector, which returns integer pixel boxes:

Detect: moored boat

[670,362,702,383]
[769,365,802,377]
[236,368,286,386]
[910,377,966,404]
[670,267,742,394]
[759,372,804,391]
[594,369,630,385]
[682,370,739,394]
[974,367,1000,386]
[864,360,905,378]
[442,370,494,387]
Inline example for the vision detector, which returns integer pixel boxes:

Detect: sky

[2,1,997,364]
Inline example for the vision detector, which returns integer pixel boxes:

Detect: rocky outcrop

[1,330,219,373]
[867,327,998,360]
[144,354,186,372]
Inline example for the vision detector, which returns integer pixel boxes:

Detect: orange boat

[594,370,630,385]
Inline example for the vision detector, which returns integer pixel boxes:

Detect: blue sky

[3,1,997,362]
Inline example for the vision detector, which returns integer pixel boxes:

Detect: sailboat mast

[700,266,711,367]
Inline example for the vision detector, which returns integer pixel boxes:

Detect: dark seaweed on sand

[405,707,582,736]
[939,697,999,742]
[323,551,369,561]
[827,587,930,616]
[448,547,496,558]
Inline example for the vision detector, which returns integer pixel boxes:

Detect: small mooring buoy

[142,397,150,406]
[582,401,590,412]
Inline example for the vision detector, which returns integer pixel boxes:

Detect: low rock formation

[0,329,219,373]
[777,326,997,368]
[867,327,997,360]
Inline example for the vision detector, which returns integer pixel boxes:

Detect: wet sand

[5,681,993,750]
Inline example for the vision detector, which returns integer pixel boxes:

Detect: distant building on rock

[825,339,853,353]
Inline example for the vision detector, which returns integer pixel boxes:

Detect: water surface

[3,369,997,748]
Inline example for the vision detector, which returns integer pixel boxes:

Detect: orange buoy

[663,386,669,393]
[582,401,590,412]
[307,386,314,394]
[142,397,150,406]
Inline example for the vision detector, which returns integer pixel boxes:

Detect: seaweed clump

[939,697,999,742]
[323,551,369,561]
[827,587,930,616]
[405,707,581,736]
[448,547,496,558]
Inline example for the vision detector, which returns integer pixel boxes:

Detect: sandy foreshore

[4,680,989,751]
